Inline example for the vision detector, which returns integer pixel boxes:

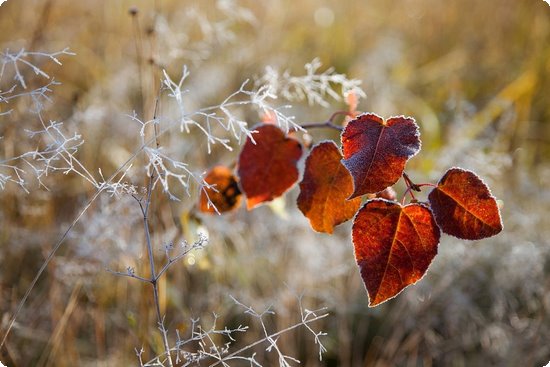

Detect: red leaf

[341,113,421,198]
[352,199,440,307]
[297,141,361,233]
[238,124,302,209]
[428,168,503,240]
[199,166,242,214]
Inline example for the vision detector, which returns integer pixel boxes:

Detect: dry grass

[1,0,550,366]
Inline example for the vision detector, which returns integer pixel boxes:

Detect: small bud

[128,6,138,16]
[301,133,313,149]
[376,187,397,201]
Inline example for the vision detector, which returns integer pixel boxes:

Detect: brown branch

[298,121,343,132]
[297,110,356,132]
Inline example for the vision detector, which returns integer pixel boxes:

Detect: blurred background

[1,0,549,366]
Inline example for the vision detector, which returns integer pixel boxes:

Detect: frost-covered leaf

[353,199,440,307]
[238,124,302,209]
[297,141,361,233]
[341,113,420,198]
[428,167,503,240]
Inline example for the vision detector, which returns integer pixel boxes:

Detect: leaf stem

[402,172,421,192]
[417,183,438,188]
[401,186,417,205]
[401,172,419,205]
[400,173,438,204]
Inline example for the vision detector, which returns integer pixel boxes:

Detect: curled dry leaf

[428,167,503,240]
[352,199,440,307]
[345,91,360,120]
[238,124,302,209]
[297,141,361,233]
[199,165,242,214]
[341,113,421,198]
[365,186,397,201]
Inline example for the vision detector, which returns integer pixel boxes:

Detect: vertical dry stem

[140,175,174,367]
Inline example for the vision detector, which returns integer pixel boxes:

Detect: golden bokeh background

[1,0,549,366]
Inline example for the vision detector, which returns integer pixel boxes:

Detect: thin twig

[206,312,329,367]
[401,172,418,204]
[297,110,355,132]
[130,7,145,118]
[107,268,152,283]
[402,172,421,192]
[141,173,174,367]
[155,248,193,281]
[298,121,343,132]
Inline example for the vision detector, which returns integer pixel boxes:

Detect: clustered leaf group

[199,112,503,307]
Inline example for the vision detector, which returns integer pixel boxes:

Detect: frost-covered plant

[0,3,366,364]
[0,47,77,191]
[138,296,328,367]
[154,0,255,65]
[105,56,361,365]
[256,58,366,108]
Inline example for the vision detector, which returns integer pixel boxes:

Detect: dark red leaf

[297,141,361,233]
[428,167,503,240]
[341,113,421,198]
[352,199,440,307]
[199,166,242,214]
[238,124,302,209]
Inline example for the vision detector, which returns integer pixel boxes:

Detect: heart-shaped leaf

[238,124,302,209]
[352,199,440,307]
[428,167,503,240]
[341,113,421,198]
[199,166,242,214]
[297,141,361,233]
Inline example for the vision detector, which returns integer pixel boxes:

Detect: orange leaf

[352,199,440,307]
[199,166,242,214]
[428,168,503,240]
[297,141,361,233]
[238,124,302,209]
[341,113,420,198]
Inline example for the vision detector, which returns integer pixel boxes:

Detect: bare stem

[401,186,417,205]
[297,110,355,132]
[401,172,419,204]
[298,121,343,131]
[400,173,438,205]
[402,172,421,192]
[142,174,174,367]
[130,7,145,117]
[107,268,151,283]
[417,183,438,189]
[155,247,194,281]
